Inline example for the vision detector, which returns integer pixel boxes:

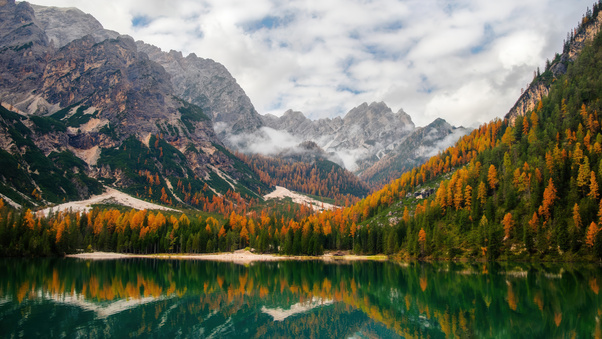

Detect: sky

[28,0,594,127]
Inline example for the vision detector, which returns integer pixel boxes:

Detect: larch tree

[589,171,599,200]
[477,181,488,205]
[529,212,539,232]
[502,212,514,240]
[418,228,427,255]
[573,204,582,230]
[487,165,499,190]
[464,185,473,211]
[540,178,557,221]
[586,222,598,247]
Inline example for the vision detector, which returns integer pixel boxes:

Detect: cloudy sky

[29,0,593,126]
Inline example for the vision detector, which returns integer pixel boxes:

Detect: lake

[0,258,600,338]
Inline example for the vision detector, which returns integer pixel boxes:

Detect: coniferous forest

[2,4,602,261]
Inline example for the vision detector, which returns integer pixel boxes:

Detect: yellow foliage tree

[586,222,598,247]
[487,165,498,190]
[477,181,487,205]
[573,204,582,230]
[540,178,557,220]
[589,171,599,201]
[502,212,514,240]
[418,228,426,253]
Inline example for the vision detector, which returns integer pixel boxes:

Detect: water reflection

[0,259,601,338]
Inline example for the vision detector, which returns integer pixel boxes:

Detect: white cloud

[227,127,301,155]
[29,0,594,126]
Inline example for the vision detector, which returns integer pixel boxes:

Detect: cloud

[422,128,473,158]
[227,126,302,155]
[29,0,594,126]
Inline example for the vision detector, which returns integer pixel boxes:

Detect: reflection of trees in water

[0,259,601,338]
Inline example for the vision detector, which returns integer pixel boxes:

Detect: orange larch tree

[487,165,499,190]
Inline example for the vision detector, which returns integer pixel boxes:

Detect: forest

[2,4,602,260]
[237,152,370,205]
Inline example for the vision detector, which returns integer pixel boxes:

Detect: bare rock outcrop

[506,10,602,122]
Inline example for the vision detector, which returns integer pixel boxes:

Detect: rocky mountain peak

[344,101,386,120]
[259,101,419,171]
[427,117,452,130]
[282,109,306,119]
[280,109,309,124]
[0,1,270,207]
[19,3,263,147]
[137,41,264,141]
[30,4,118,48]
[343,101,415,130]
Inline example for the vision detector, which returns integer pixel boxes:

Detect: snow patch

[201,146,216,155]
[83,106,97,115]
[80,118,107,133]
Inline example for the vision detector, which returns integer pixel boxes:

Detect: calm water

[0,259,601,338]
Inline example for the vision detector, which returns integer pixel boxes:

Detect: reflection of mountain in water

[0,259,600,338]
[41,293,173,319]
[262,297,334,321]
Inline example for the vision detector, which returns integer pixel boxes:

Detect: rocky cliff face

[359,118,469,186]
[30,4,118,48]
[0,0,266,206]
[258,102,467,178]
[137,43,264,141]
[261,102,416,171]
[22,2,262,145]
[506,10,602,122]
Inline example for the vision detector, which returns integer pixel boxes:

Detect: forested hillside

[238,152,370,205]
[313,4,602,260]
[2,3,602,260]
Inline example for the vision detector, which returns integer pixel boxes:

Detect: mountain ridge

[260,101,468,182]
[0,0,268,207]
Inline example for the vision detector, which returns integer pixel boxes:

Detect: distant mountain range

[259,102,469,186]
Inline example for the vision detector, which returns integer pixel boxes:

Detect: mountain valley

[0,0,601,263]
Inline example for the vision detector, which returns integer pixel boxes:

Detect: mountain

[238,150,371,205]
[14,2,263,143]
[262,102,414,172]
[21,1,470,183]
[260,102,468,184]
[506,5,602,122]
[359,118,469,186]
[29,4,119,48]
[3,2,602,261]
[136,42,264,139]
[0,0,267,207]
[308,3,602,260]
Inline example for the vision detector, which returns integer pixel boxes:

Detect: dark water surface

[0,258,601,338]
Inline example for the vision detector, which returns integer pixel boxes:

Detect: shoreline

[65,250,388,264]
